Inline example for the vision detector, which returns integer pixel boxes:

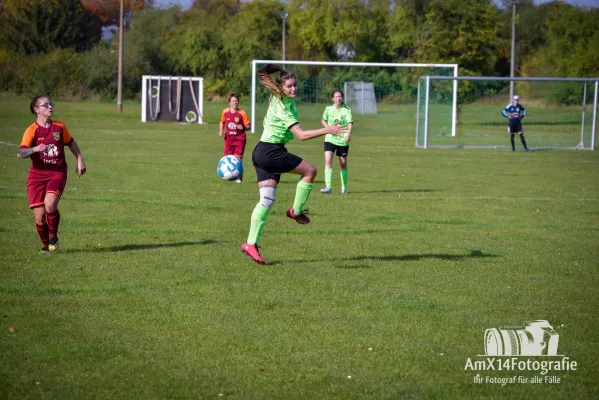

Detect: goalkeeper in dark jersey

[501,95,530,152]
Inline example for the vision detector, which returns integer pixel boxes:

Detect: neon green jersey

[322,104,353,146]
[260,96,299,144]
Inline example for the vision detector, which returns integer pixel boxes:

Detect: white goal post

[417,76,598,150]
[141,75,204,124]
[250,60,459,135]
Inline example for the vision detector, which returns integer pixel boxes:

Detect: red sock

[36,223,49,247]
[46,210,61,238]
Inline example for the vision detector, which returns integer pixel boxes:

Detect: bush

[0,48,21,92]
[13,49,87,98]
[83,44,118,100]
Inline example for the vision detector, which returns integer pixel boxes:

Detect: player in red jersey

[219,94,250,183]
[17,95,87,252]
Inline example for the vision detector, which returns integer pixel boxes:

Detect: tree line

[0,0,597,101]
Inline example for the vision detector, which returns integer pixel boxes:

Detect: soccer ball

[217,155,244,181]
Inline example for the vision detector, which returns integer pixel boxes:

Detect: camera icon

[484,320,559,356]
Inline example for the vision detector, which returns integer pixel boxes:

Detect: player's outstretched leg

[47,209,60,251]
[288,180,313,224]
[519,133,530,152]
[286,208,310,224]
[340,169,348,194]
[36,222,49,250]
[321,168,333,194]
[48,236,59,252]
[241,242,264,264]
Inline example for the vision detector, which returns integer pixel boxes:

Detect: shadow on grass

[479,120,579,127]
[64,239,218,254]
[352,189,440,194]
[268,249,498,266]
[277,180,325,185]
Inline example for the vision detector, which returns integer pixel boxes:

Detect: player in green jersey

[241,64,344,264]
[320,89,353,194]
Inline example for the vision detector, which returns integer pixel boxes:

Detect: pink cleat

[241,243,265,264]
[286,208,310,224]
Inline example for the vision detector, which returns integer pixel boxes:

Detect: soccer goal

[141,76,204,124]
[250,60,459,136]
[417,76,598,150]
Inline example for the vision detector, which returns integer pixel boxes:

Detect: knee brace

[259,186,276,210]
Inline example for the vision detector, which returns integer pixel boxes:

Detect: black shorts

[324,141,349,157]
[508,119,523,134]
[252,141,303,183]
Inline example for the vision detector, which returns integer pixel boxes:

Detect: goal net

[417,76,598,150]
[141,76,204,124]
[344,82,377,114]
[250,60,458,136]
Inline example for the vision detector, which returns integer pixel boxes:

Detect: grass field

[1,96,598,399]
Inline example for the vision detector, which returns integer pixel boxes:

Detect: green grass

[421,102,594,149]
[1,96,598,399]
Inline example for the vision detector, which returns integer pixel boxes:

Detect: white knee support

[259,186,276,210]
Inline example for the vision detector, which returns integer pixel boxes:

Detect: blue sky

[154,0,599,10]
[155,0,193,9]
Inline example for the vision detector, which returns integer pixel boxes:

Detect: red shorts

[27,170,67,208]
[224,141,246,159]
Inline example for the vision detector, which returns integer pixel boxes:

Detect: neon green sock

[340,169,348,191]
[293,180,313,214]
[247,203,269,245]
[325,168,333,189]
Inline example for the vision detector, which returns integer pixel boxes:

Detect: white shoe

[341,189,348,194]
[320,188,332,194]
[235,179,242,183]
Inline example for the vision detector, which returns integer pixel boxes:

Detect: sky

[154,0,599,10]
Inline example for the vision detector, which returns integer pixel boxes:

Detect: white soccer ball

[217,155,244,181]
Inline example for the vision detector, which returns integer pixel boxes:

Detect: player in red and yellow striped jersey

[219,94,250,183]
[17,95,87,252]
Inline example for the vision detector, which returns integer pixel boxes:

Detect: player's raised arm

[289,123,343,141]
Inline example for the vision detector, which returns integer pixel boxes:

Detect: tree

[287,0,339,60]
[414,0,501,74]
[82,0,154,26]
[333,0,392,62]
[191,0,240,16]
[494,0,546,77]
[527,3,599,78]
[125,7,179,76]
[0,0,101,54]
[388,0,432,61]
[221,0,286,94]
[162,8,225,81]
